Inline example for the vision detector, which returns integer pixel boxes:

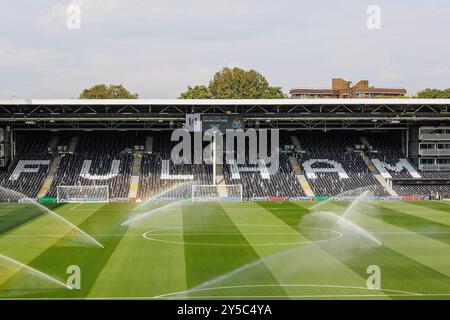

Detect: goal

[57,185,109,203]
[192,185,243,202]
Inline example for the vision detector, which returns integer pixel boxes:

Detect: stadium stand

[222,155,306,200]
[137,133,213,200]
[365,132,450,198]
[45,132,142,199]
[0,133,54,198]
[0,130,448,201]
[294,132,389,197]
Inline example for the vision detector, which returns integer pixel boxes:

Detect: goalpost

[57,185,109,203]
[192,184,243,202]
[191,129,243,202]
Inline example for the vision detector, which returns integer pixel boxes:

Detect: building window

[435,158,450,165]
[420,144,435,150]
[420,158,434,165]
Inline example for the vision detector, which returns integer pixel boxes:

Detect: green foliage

[416,88,450,99]
[80,84,138,99]
[208,67,269,99]
[261,86,288,99]
[178,85,212,99]
[179,67,287,99]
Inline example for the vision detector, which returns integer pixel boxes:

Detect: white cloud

[37,0,88,34]
[0,44,52,68]
[36,3,67,34]
[429,66,450,76]
[0,0,448,98]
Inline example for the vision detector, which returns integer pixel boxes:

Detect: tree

[178,67,287,99]
[416,88,450,99]
[261,86,288,99]
[178,85,212,99]
[208,67,269,99]
[80,84,138,99]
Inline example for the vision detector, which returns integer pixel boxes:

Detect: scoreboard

[185,114,245,133]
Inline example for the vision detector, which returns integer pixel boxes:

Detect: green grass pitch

[1,200,450,300]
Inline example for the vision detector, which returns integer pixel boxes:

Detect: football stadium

[1,98,450,300]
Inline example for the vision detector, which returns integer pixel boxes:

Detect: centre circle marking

[142,224,342,246]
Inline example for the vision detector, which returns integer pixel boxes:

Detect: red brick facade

[290,78,407,99]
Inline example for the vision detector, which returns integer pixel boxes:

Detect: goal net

[192,185,243,202]
[57,185,109,203]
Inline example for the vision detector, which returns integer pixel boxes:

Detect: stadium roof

[0,98,450,106]
[1,98,449,131]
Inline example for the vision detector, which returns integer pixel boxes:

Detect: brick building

[290,78,407,99]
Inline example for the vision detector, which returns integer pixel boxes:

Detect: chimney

[332,78,350,91]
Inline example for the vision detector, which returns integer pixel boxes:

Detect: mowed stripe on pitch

[222,202,391,299]
[0,204,44,236]
[0,203,99,264]
[293,201,450,295]
[0,203,105,297]
[181,202,286,298]
[356,202,450,295]
[354,202,450,246]
[375,201,450,230]
[4,203,129,298]
[88,202,188,298]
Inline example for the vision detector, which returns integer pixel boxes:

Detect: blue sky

[0,0,449,98]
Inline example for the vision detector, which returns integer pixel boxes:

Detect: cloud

[36,2,67,34]
[429,66,450,76]
[37,0,88,34]
[0,44,52,68]
[0,0,448,98]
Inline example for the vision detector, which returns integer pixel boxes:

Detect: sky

[0,0,449,99]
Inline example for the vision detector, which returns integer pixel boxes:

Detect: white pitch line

[8,291,447,300]
[4,229,450,239]
[372,231,450,234]
[7,291,450,300]
[70,203,83,211]
[8,292,450,300]
[152,284,422,299]
[142,224,343,246]
[71,208,272,212]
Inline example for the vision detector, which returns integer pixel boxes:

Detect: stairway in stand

[37,155,62,198]
[128,153,142,200]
